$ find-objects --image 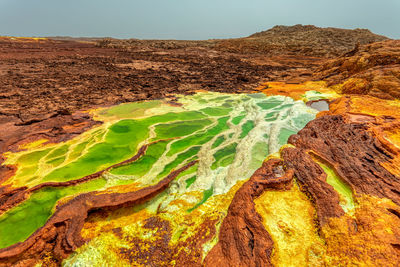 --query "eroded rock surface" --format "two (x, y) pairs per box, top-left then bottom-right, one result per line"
(0, 37), (318, 125)
(286, 114), (400, 204)
(314, 40), (400, 99)
(210, 94), (400, 266)
(281, 147), (344, 225)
